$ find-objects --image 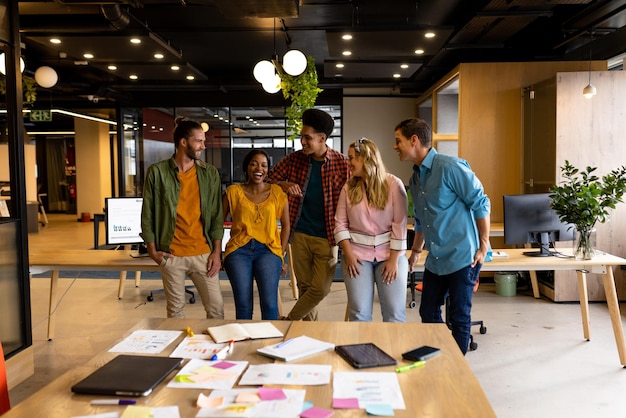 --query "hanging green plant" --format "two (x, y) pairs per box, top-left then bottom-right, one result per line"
(0, 74), (37, 106)
(279, 55), (322, 142)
